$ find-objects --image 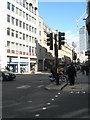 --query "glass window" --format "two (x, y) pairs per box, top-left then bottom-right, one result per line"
(29, 36), (31, 42)
(16, 19), (18, 26)
(29, 15), (31, 21)
(16, 31), (18, 38)
(26, 35), (28, 42)
(23, 33), (25, 40)
(26, 14), (28, 20)
(19, 21), (22, 27)
(7, 28), (10, 36)
(29, 25), (31, 31)
(7, 41), (10, 48)
(12, 4), (14, 12)
(7, 2), (10, 10)
(12, 17), (14, 25)
(26, 24), (28, 30)
(16, 7), (18, 14)
(23, 11), (25, 18)
(23, 22), (25, 29)
(26, 2), (28, 10)
(7, 15), (10, 22)
(29, 46), (31, 52)
(11, 29), (14, 37)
